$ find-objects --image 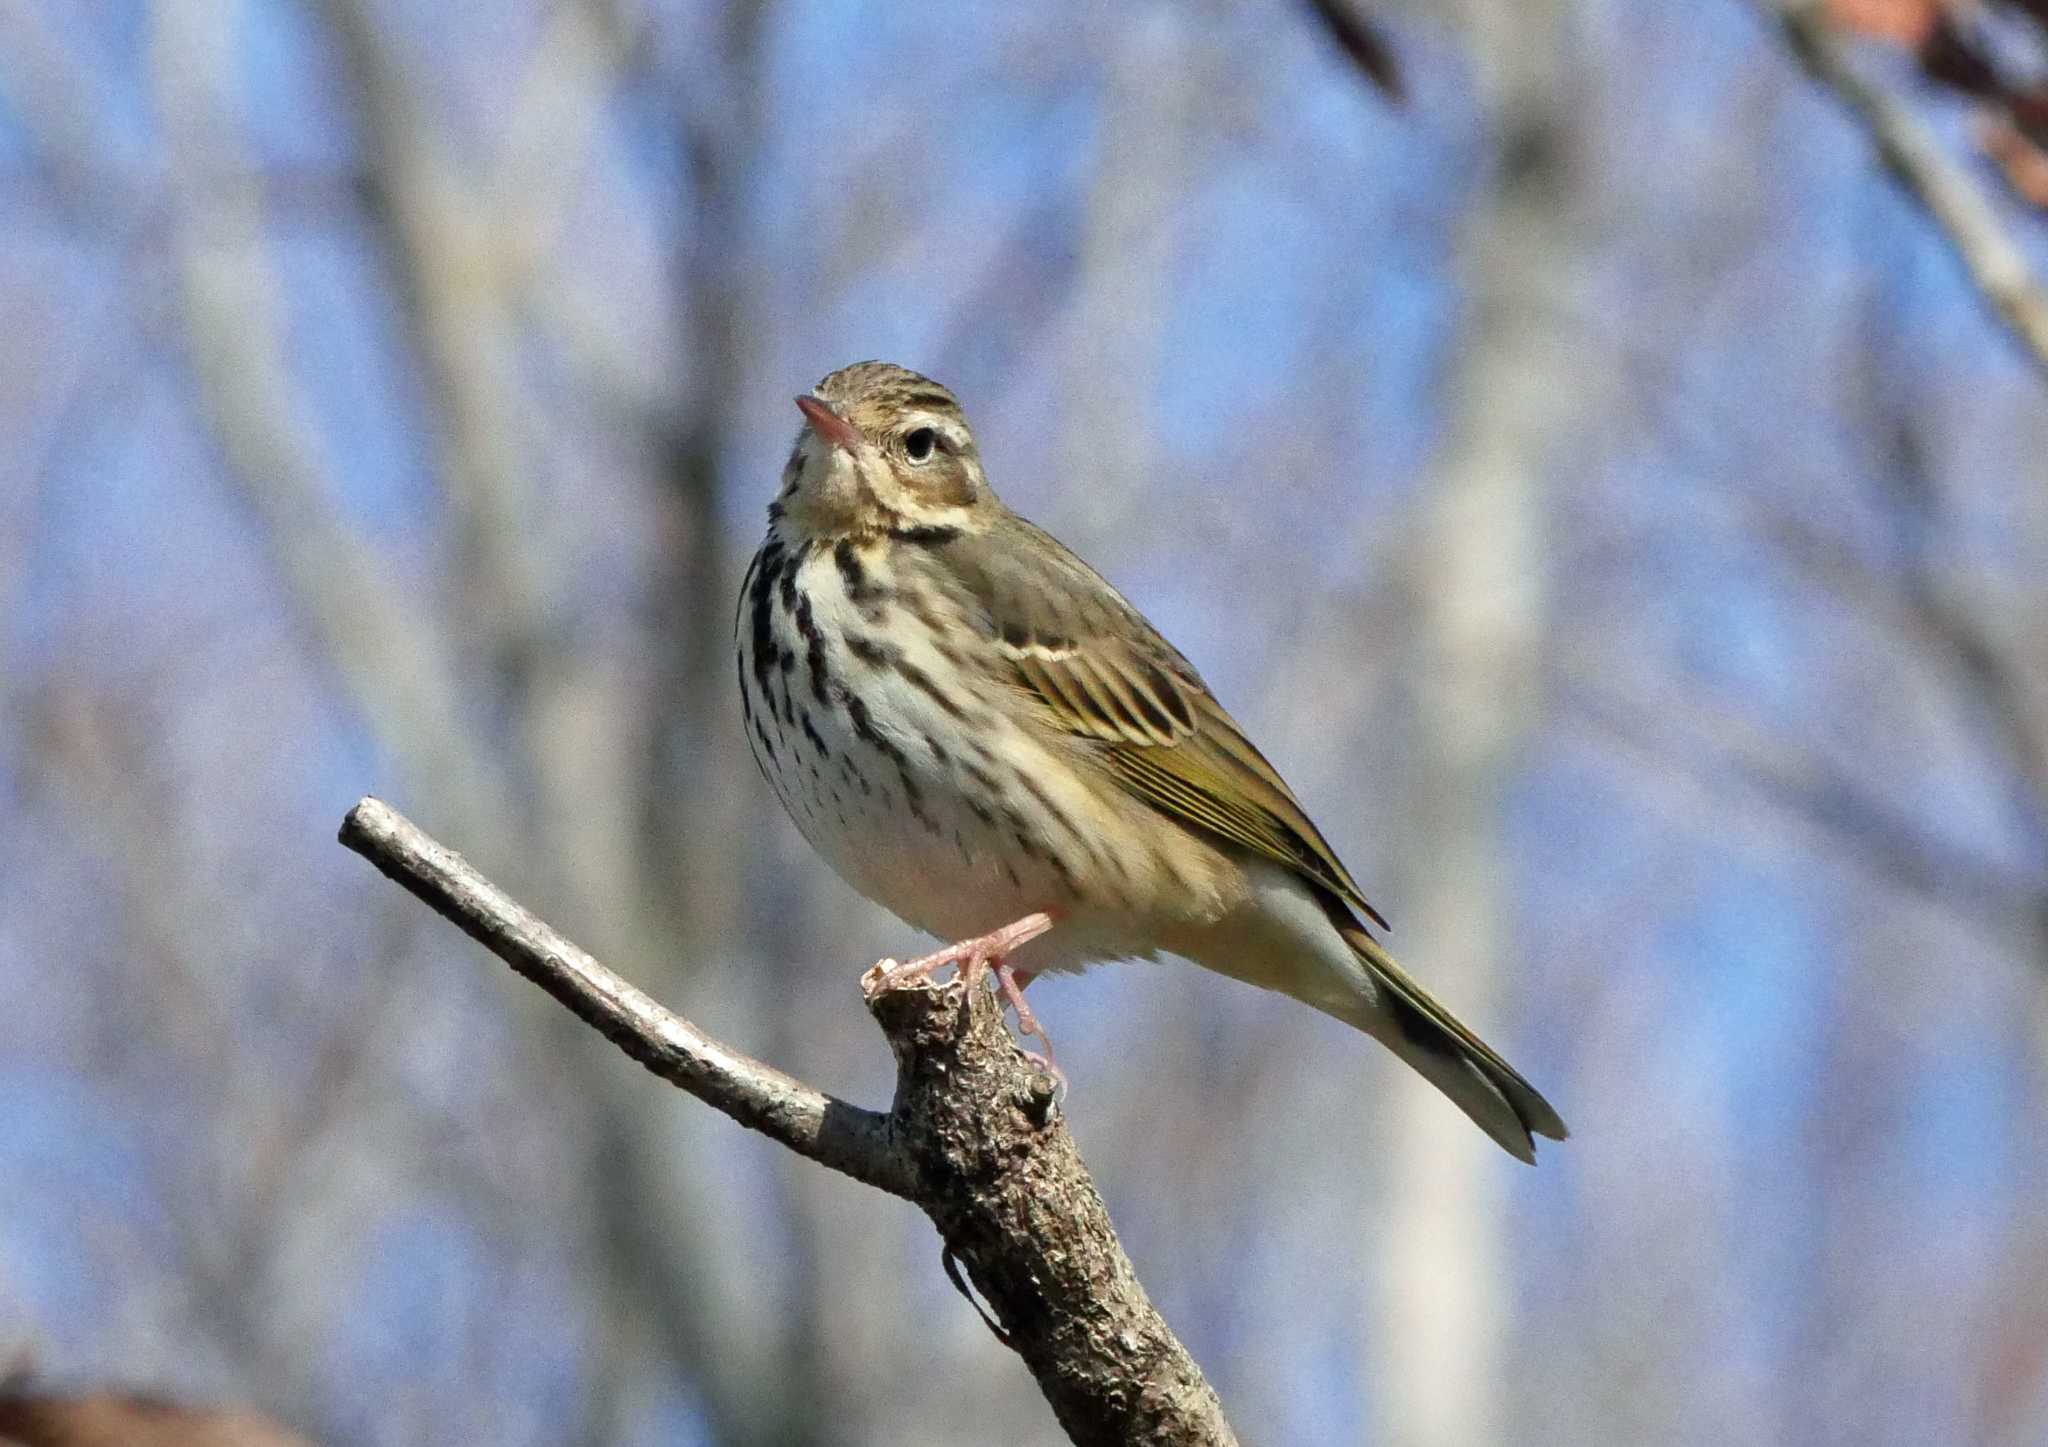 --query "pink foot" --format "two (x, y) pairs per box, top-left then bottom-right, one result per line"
(863, 913), (1064, 1087)
(868, 912), (1054, 991)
